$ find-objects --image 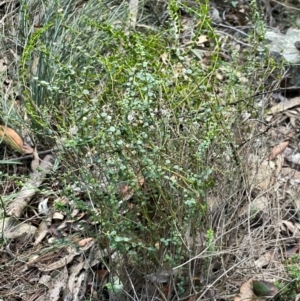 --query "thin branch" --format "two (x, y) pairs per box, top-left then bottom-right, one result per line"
(7, 148), (57, 162)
